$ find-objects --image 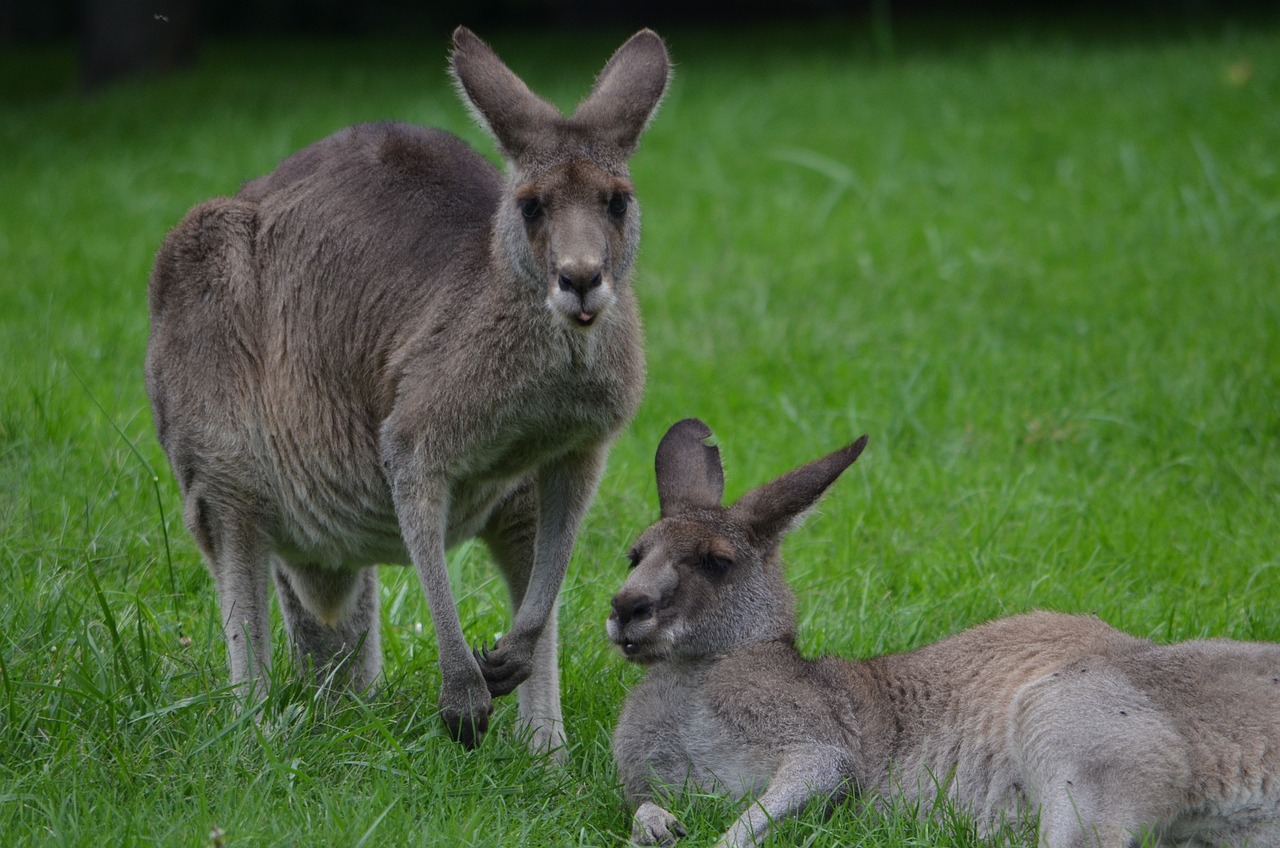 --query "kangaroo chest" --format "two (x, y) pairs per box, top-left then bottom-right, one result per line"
(623, 654), (866, 802)
(624, 672), (781, 800)
(261, 322), (638, 570)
